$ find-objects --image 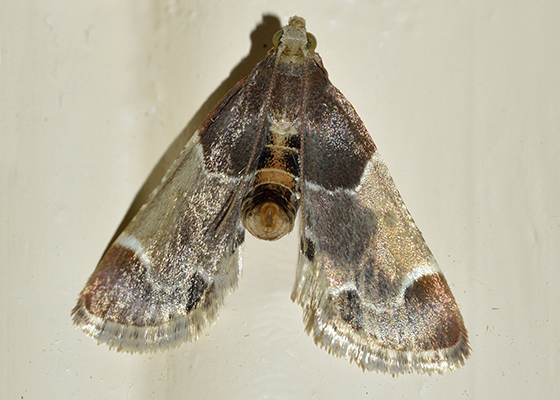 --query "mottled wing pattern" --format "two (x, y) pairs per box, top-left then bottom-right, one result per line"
(292, 60), (470, 374)
(73, 15), (469, 373)
(72, 55), (277, 352)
